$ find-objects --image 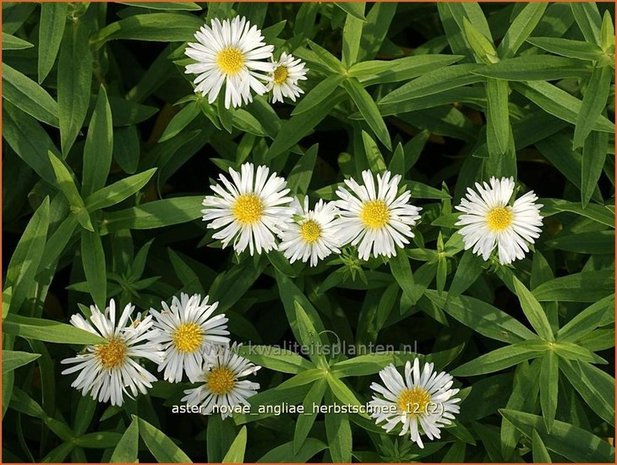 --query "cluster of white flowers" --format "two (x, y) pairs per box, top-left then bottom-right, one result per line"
(185, 16), (307, 108)
(202, 162), (543, 266)
(62, 295), (260, 417)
